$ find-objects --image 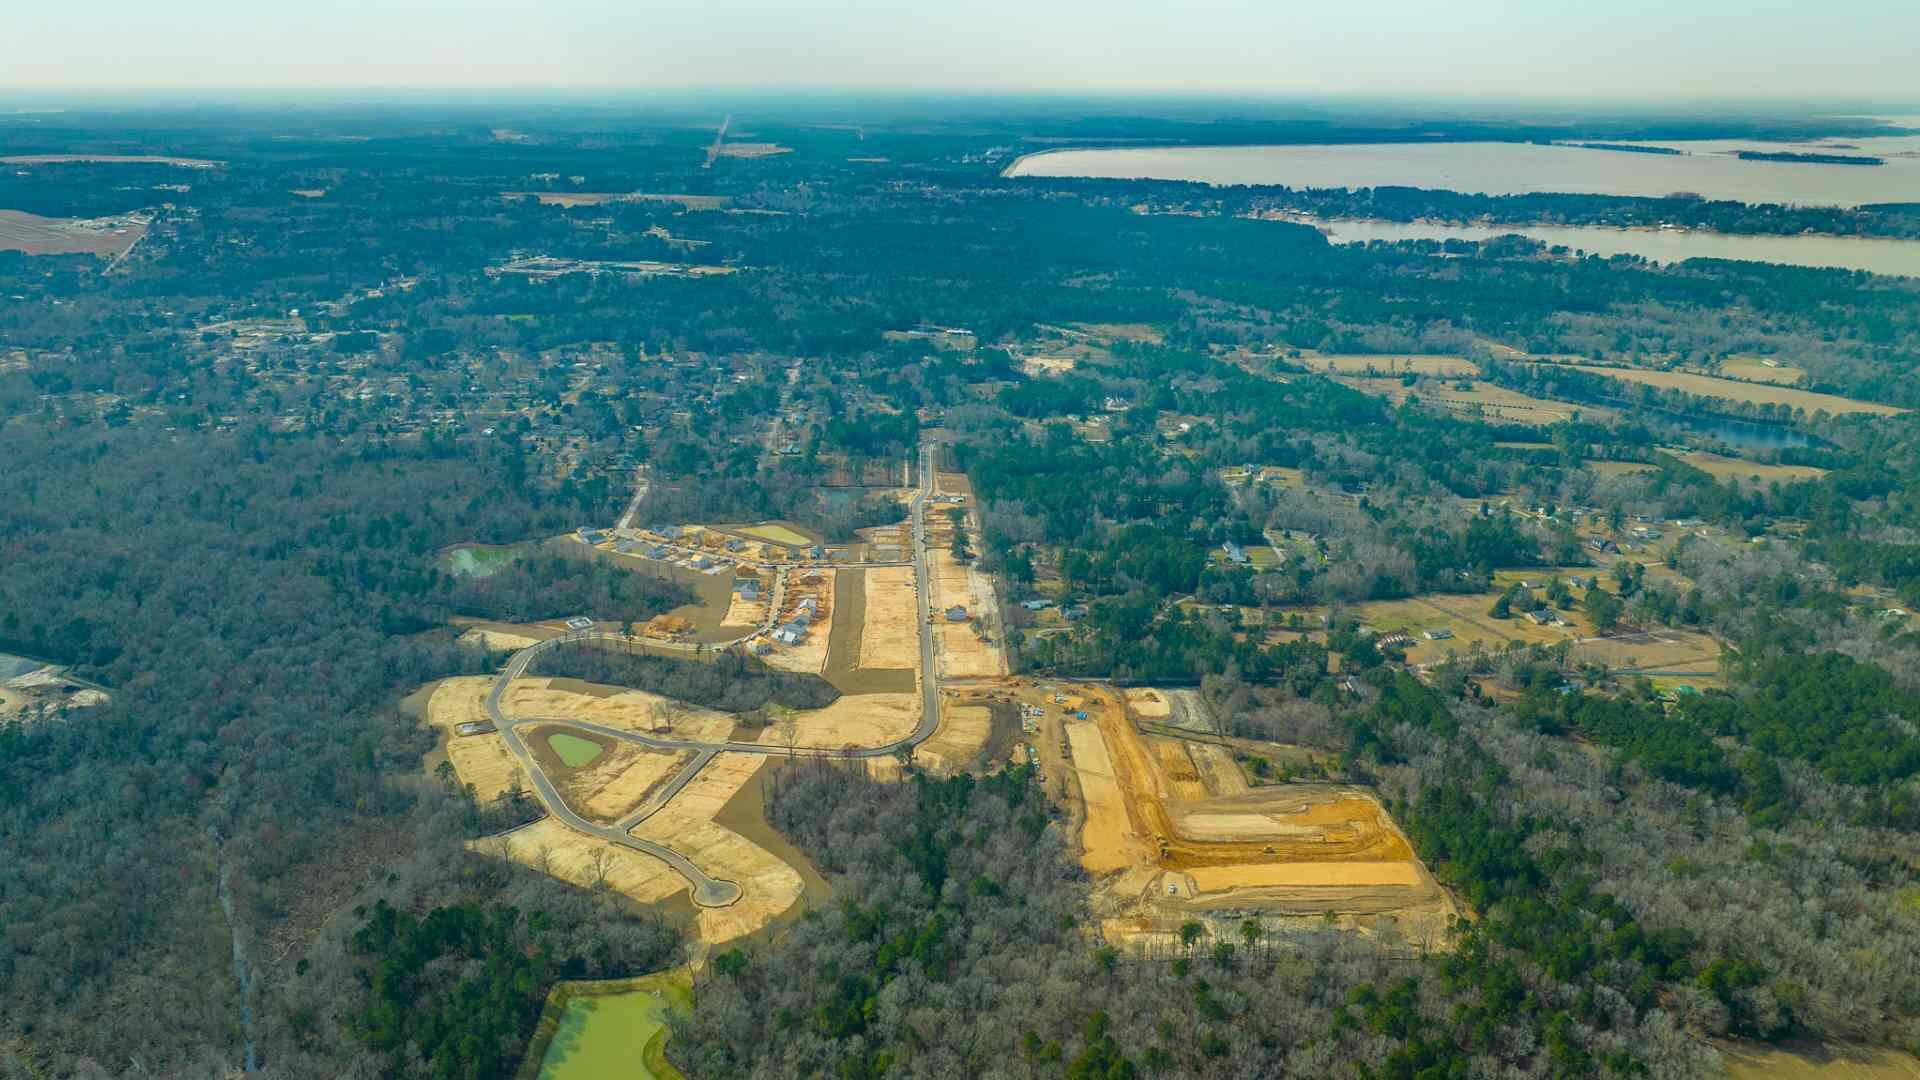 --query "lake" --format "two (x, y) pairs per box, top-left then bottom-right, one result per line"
(1312, 218), (1920, 278)
(1004, 137), (1920, 206)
